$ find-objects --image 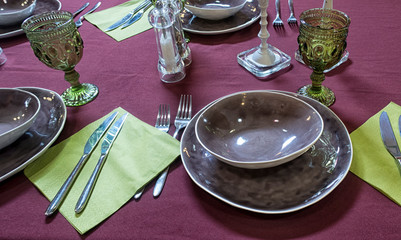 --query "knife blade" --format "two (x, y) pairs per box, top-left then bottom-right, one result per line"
(380, 111), (401, 162)
(120, 1), (153, 29)
(45, 111), (118, 217)
(105, 0), (151, 31)
(75, 113), (128, 214)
